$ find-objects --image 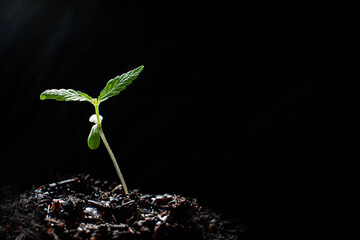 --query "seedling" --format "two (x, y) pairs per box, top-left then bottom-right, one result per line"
(40, 66), (144, 194)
